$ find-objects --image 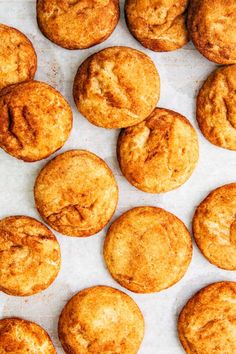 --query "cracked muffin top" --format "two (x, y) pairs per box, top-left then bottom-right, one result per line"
(178, 281), (236, 354)
(58, 286), (144, 354)
(193, 183), (236, 270)
(0, 318), (56, 353)
(117, 108), (199, 193)
(0, 80), (72, 162)
(37, 0), (120, 49)
(73, 46), (160, 129)
(34, 150), (118, 237)
(104, 206), (192, 293)
(188, 0), (236, 64)
(0, 24), (37, 91)
(197, 65), (236, 150)
(125, 0), (189, 52)
(0, 216), (61, 296)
